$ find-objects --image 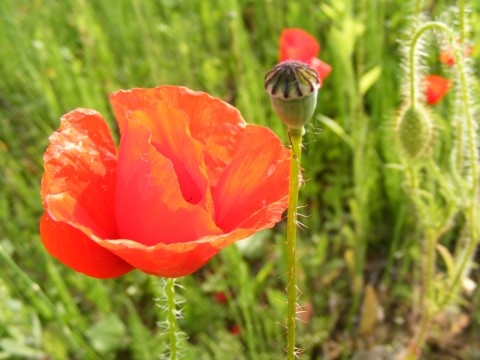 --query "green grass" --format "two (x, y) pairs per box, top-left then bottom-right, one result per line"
(1, 0), (479, 359)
